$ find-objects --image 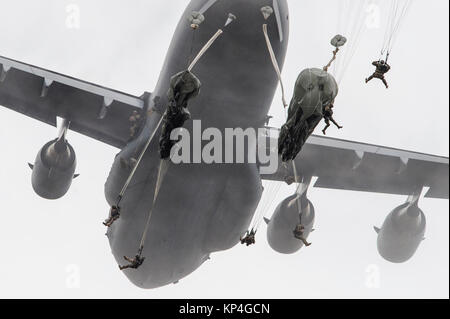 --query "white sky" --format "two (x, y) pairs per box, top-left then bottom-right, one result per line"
(0, 0), (448, 298)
